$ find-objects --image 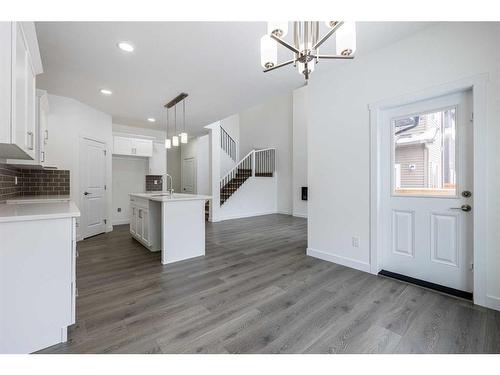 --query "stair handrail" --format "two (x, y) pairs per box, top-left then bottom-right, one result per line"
(220, 149), (255, 185)
(220, 126), (237, 161)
